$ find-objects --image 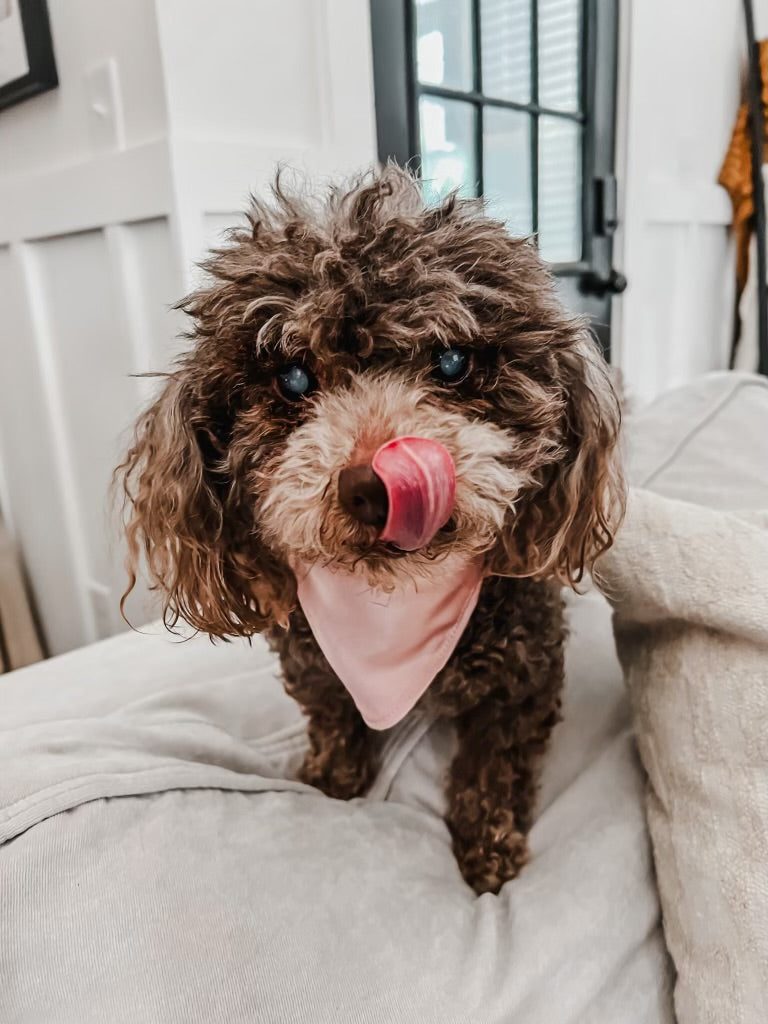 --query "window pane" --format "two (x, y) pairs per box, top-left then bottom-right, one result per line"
(538, 0), (580, 111)
(480, 0), (531, 103)
(415, 0), (474, 91)
(419, 96), (478, 200)
(538, 115), (581, 262)
(483, 107), (533, 235)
